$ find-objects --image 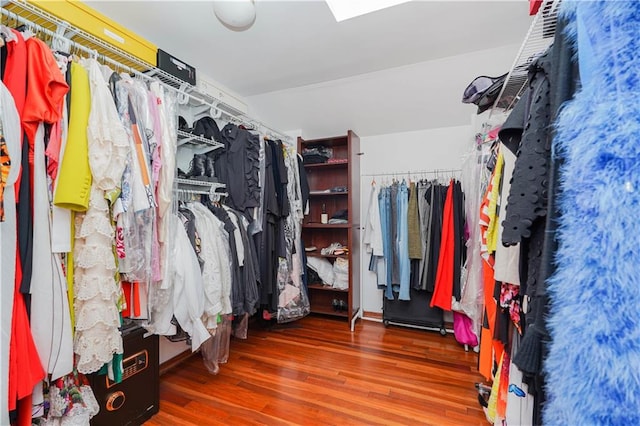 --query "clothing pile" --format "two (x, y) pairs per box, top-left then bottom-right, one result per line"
(301, 144), (332, 164)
